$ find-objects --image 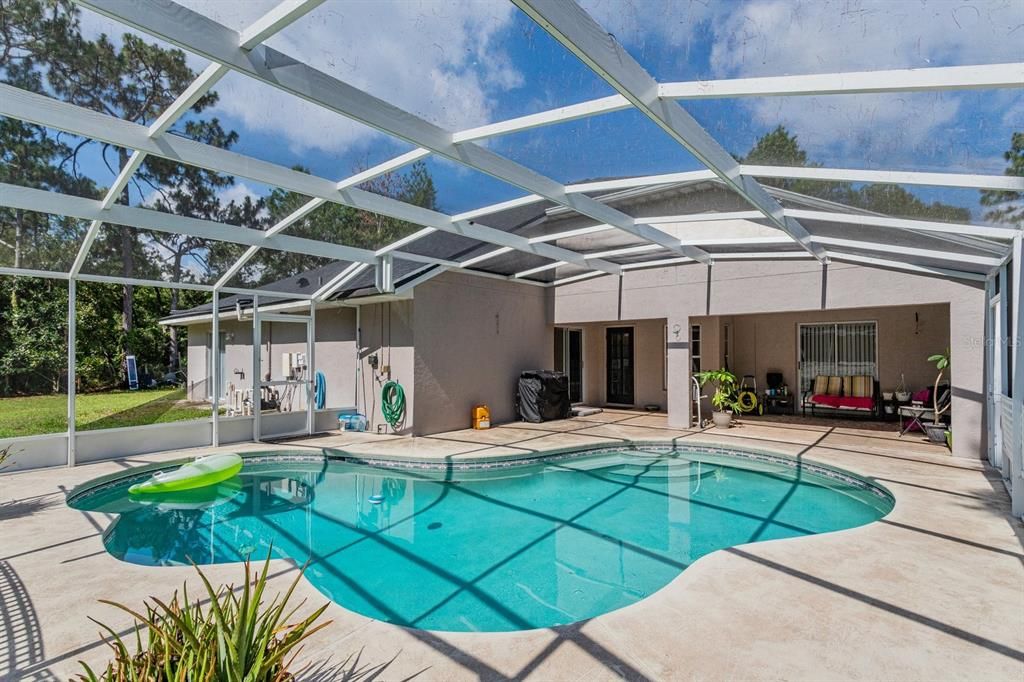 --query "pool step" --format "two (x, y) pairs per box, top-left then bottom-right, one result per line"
(600, 458), (717, 482)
